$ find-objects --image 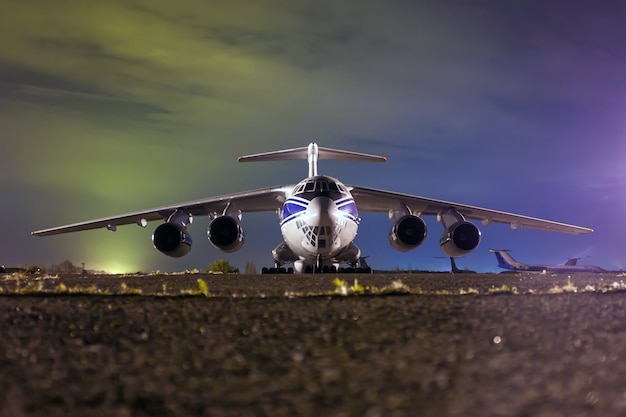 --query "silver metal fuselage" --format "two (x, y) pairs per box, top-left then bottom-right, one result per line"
(279, 175), (359, 266)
